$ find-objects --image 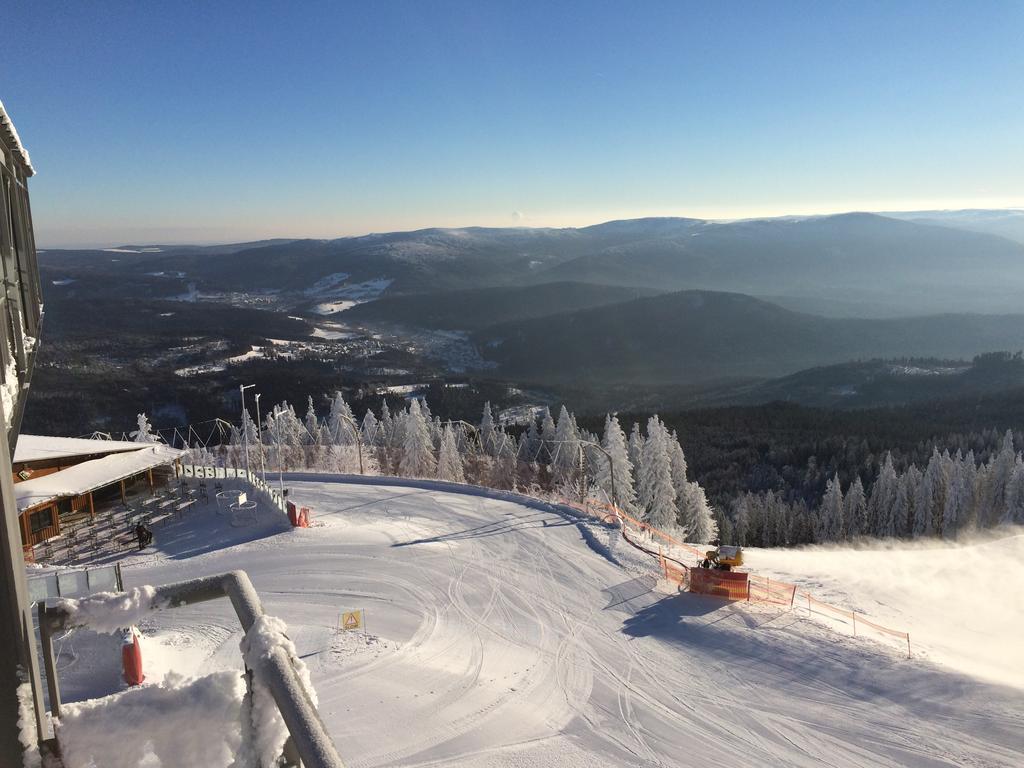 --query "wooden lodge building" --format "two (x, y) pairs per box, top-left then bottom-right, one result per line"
(13, 435), (185, 546)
